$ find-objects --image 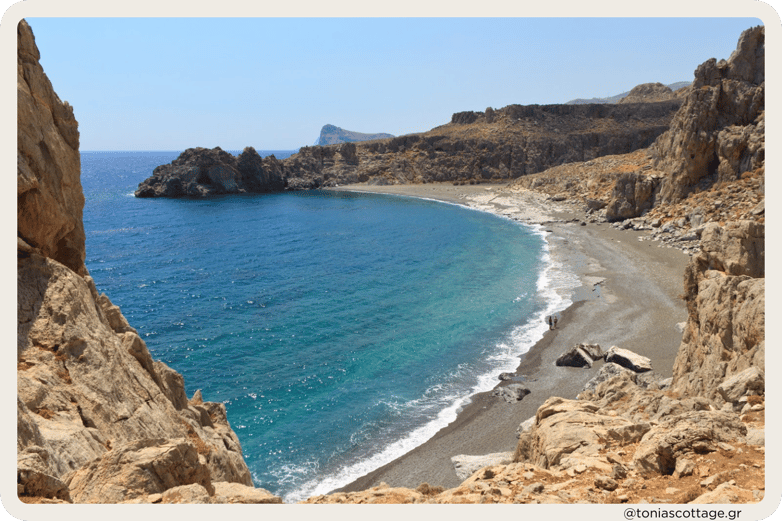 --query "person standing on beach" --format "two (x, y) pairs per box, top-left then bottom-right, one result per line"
(553, 316), (558, 329)
(547, 316), (553, 330)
